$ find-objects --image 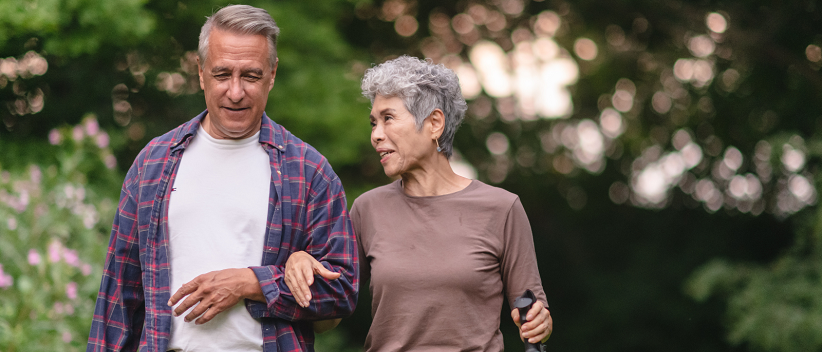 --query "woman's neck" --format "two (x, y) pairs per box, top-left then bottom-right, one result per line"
(400, 154), (472, 197)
